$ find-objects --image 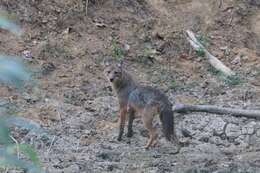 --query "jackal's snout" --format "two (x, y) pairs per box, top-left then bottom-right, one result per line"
(104, 65), (122, 84)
